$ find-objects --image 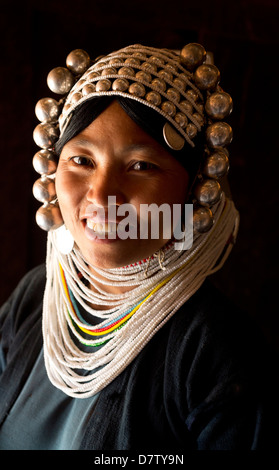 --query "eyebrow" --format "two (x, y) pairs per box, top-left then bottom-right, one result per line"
(64, 139), (163, 156)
